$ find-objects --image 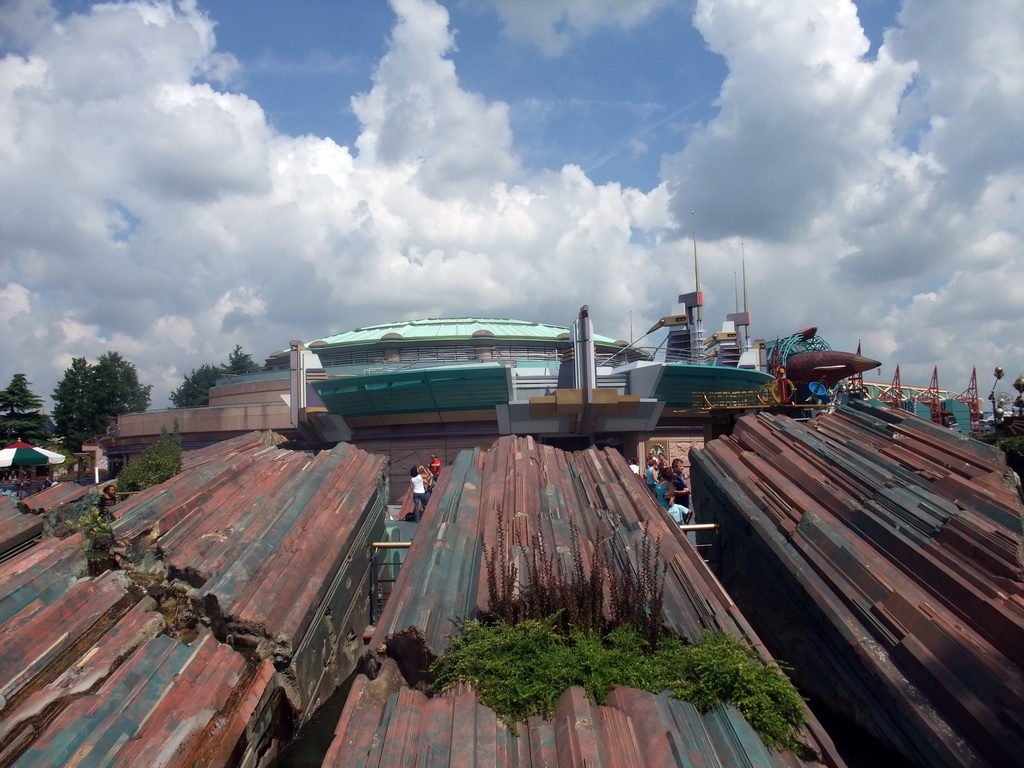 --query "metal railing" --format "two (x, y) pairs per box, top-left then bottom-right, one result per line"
(369, 541), (411, 624)
(678, 522), (721, 574)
